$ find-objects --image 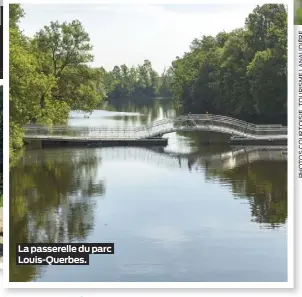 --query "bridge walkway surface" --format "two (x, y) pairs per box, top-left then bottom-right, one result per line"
(22, 114), (287, 146)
